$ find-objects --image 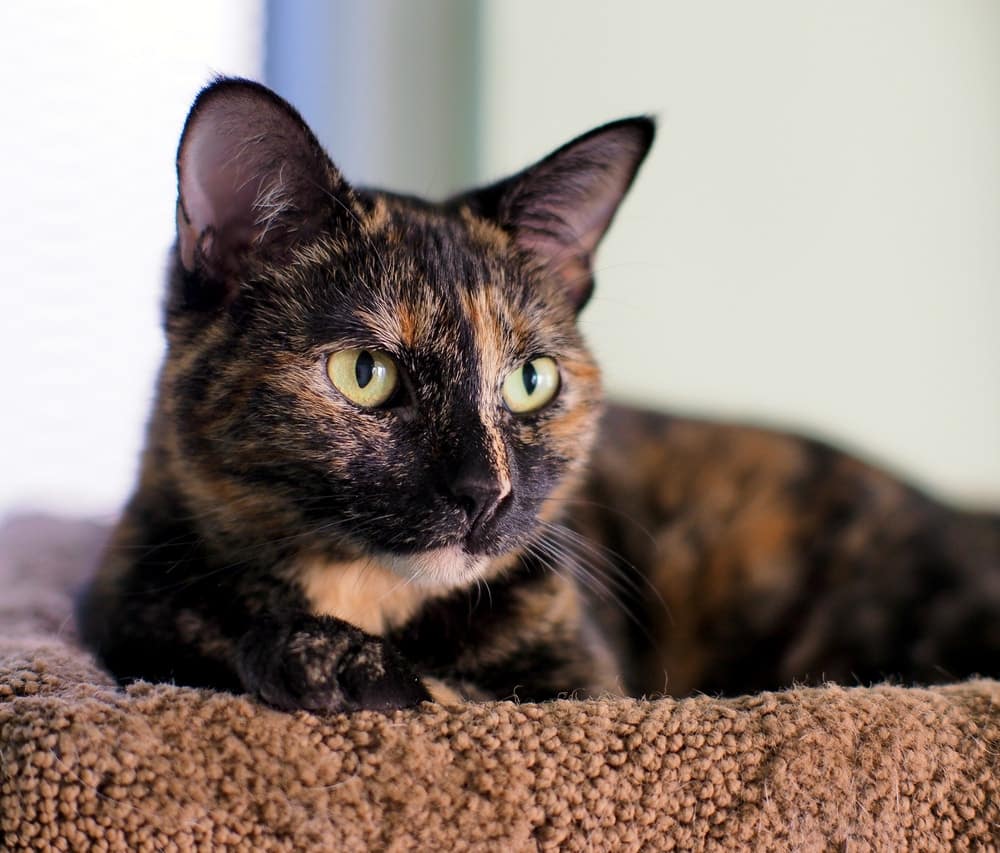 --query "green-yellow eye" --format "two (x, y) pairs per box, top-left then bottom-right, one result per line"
(502, 357), (560, 414)
(326, 348), (399, 408)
